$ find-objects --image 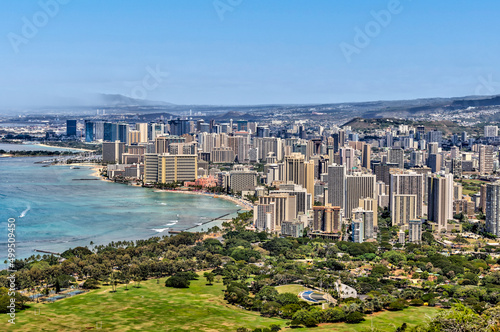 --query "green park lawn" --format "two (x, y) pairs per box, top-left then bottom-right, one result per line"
(6, 275), (440, 332)
(304, 306), (440, 332)
(7, 275), (282, 332)
(459, 179), (487, 196)
(275, 284), (312, 294)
